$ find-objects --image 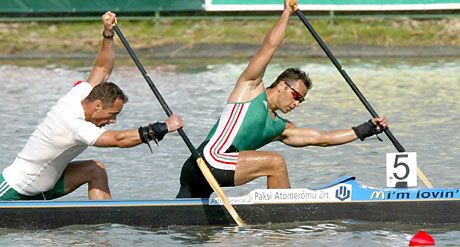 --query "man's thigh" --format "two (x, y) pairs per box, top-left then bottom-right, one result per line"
(63, 160), (101, 194)
(234, 150), (284, 185)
